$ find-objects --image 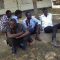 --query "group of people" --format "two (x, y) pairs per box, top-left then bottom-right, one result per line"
(0, 8), (60, 54)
